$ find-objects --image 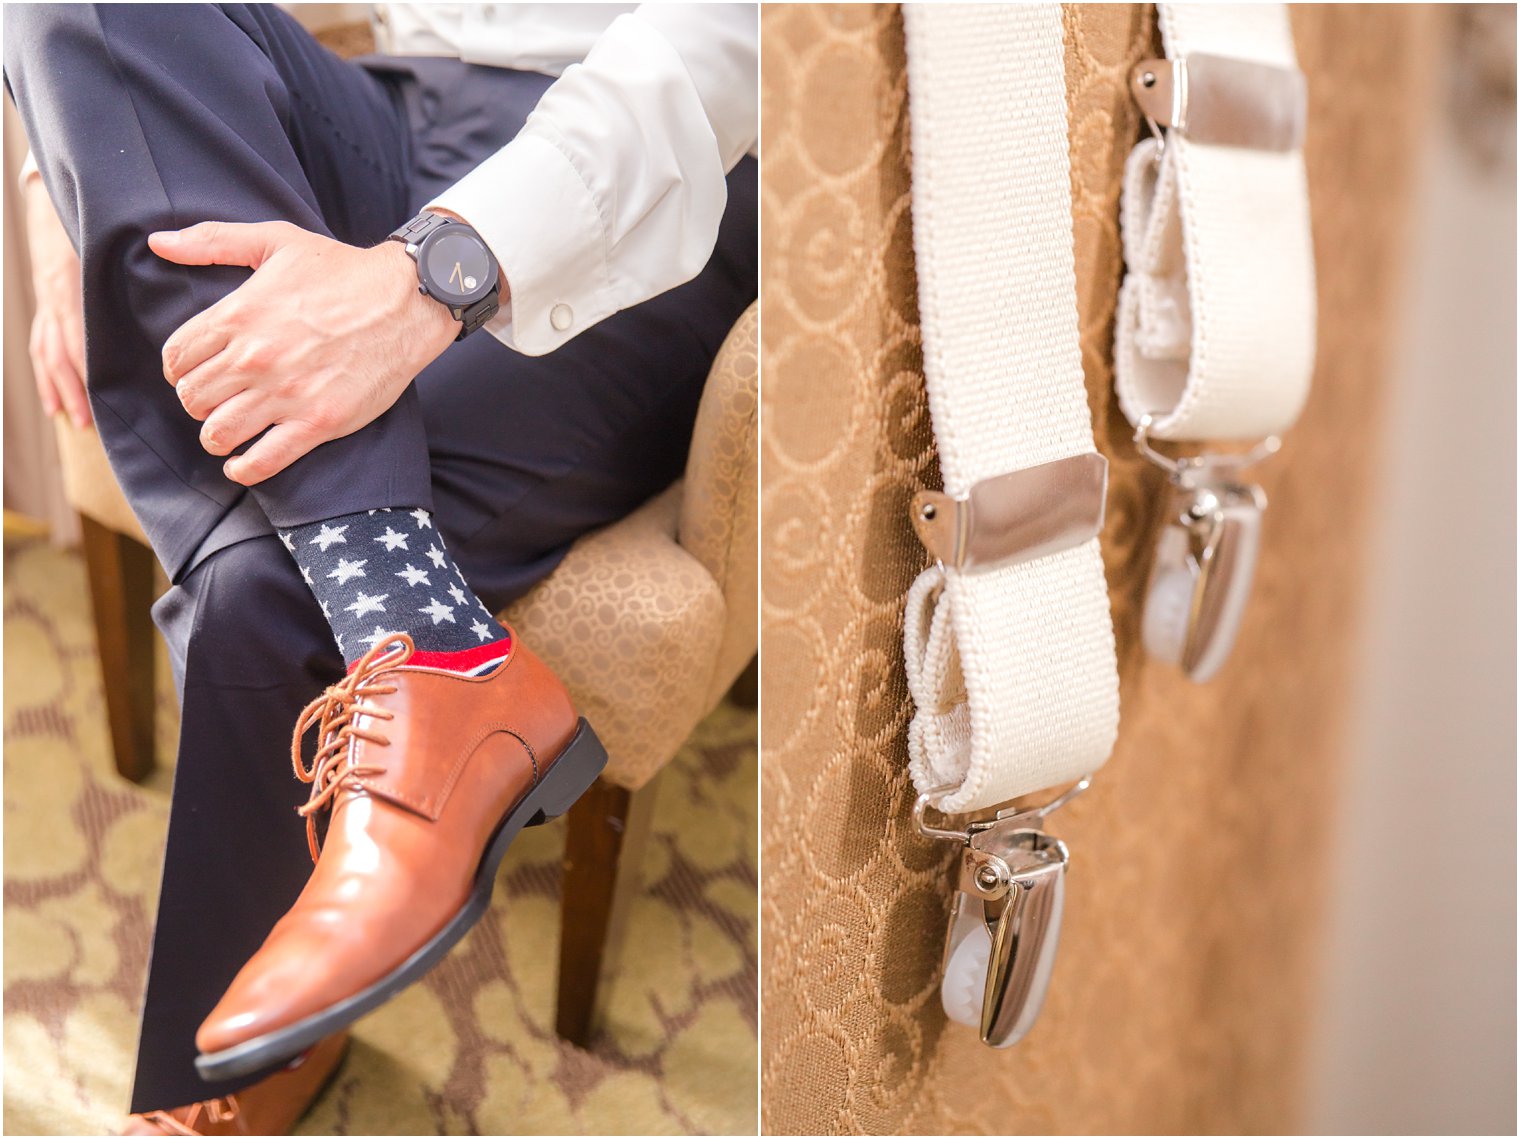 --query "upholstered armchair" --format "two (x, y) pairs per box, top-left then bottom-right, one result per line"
(48, 299), (756, 1046)
(19, 13), (756, 1048)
